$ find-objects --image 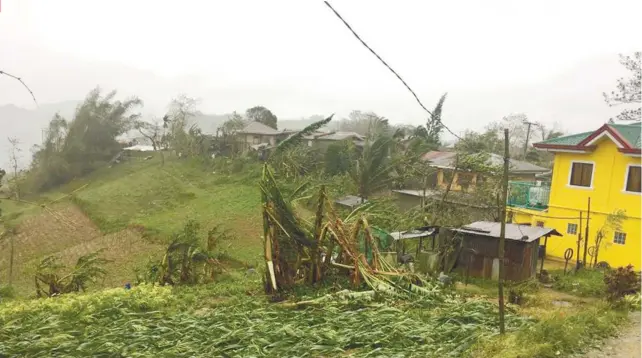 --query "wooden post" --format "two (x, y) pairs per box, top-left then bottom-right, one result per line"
(498, 128), (510, 335)
(582, 198), (591, 267)
(576, 212), (582, 270)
